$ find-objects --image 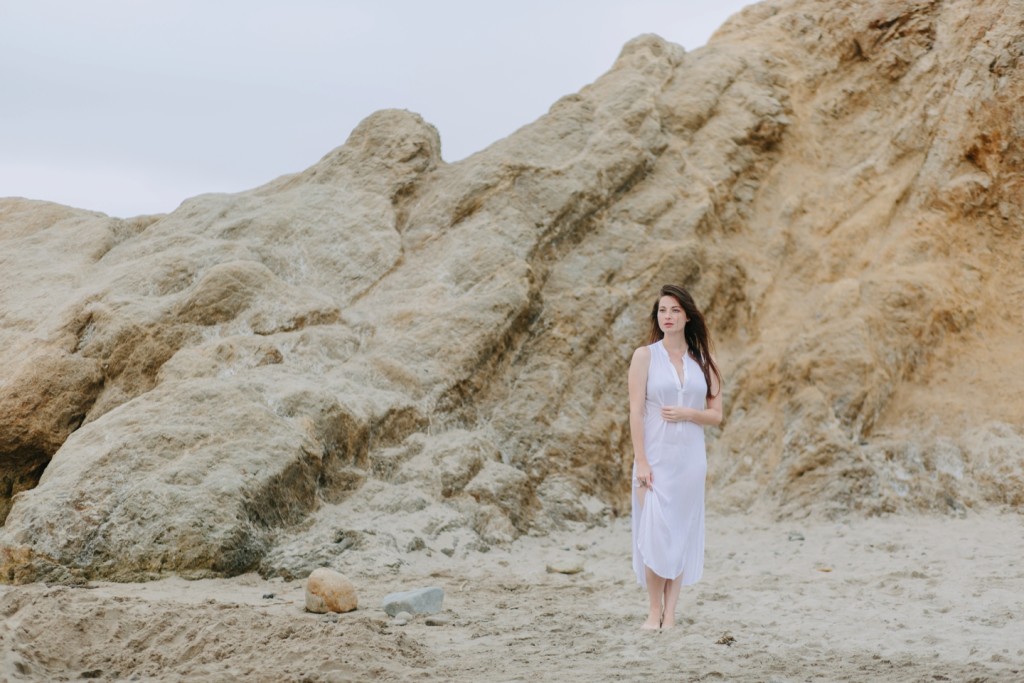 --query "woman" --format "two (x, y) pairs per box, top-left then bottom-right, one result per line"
(629, 284), (723, 630)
